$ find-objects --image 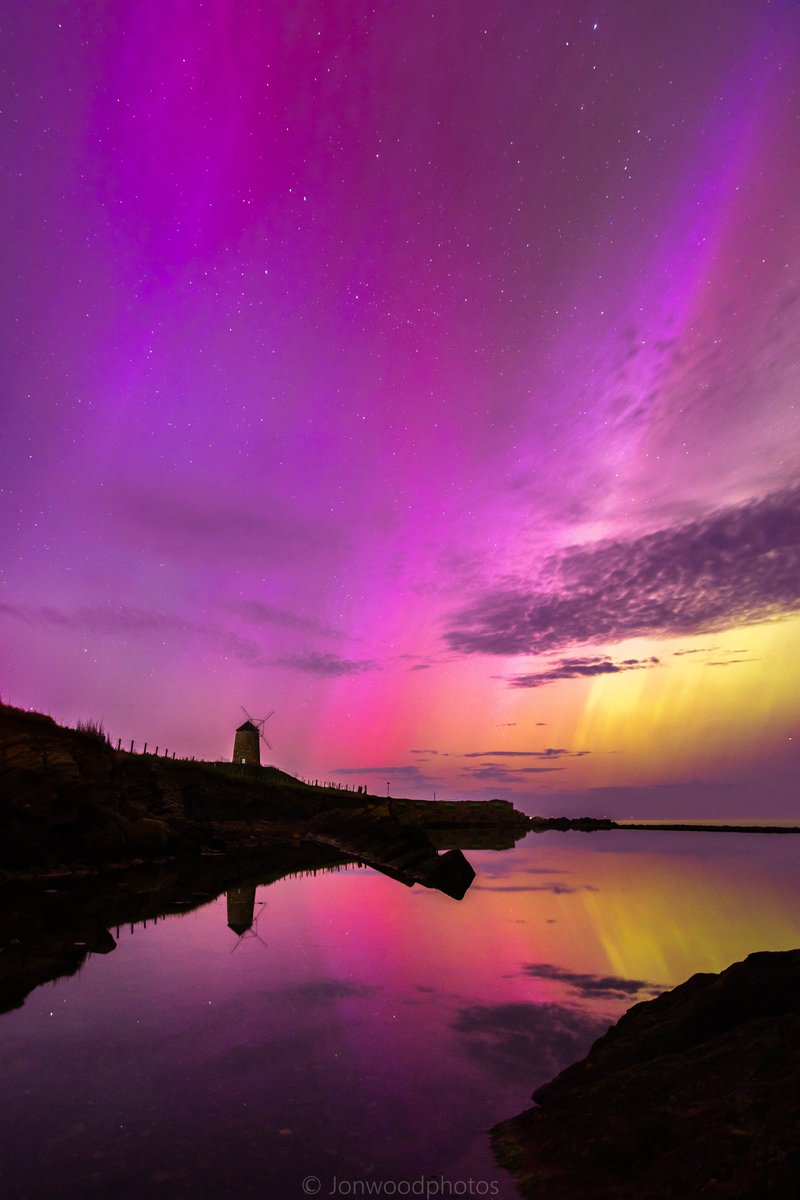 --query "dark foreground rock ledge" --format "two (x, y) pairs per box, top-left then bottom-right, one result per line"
(492, 949), (800, 1200)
